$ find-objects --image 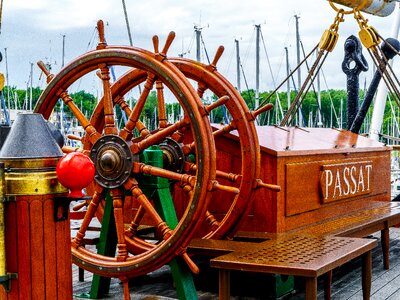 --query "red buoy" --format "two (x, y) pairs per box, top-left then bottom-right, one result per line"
(56, 152), (95, 198)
